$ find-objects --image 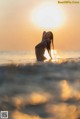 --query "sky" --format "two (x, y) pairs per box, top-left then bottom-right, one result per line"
(0, 0), (80, 51)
